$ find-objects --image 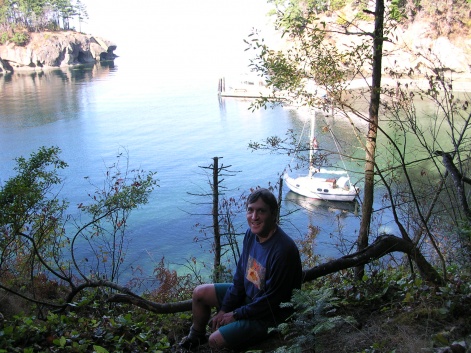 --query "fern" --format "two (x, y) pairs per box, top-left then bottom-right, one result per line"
(274, 287), (357, 352)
